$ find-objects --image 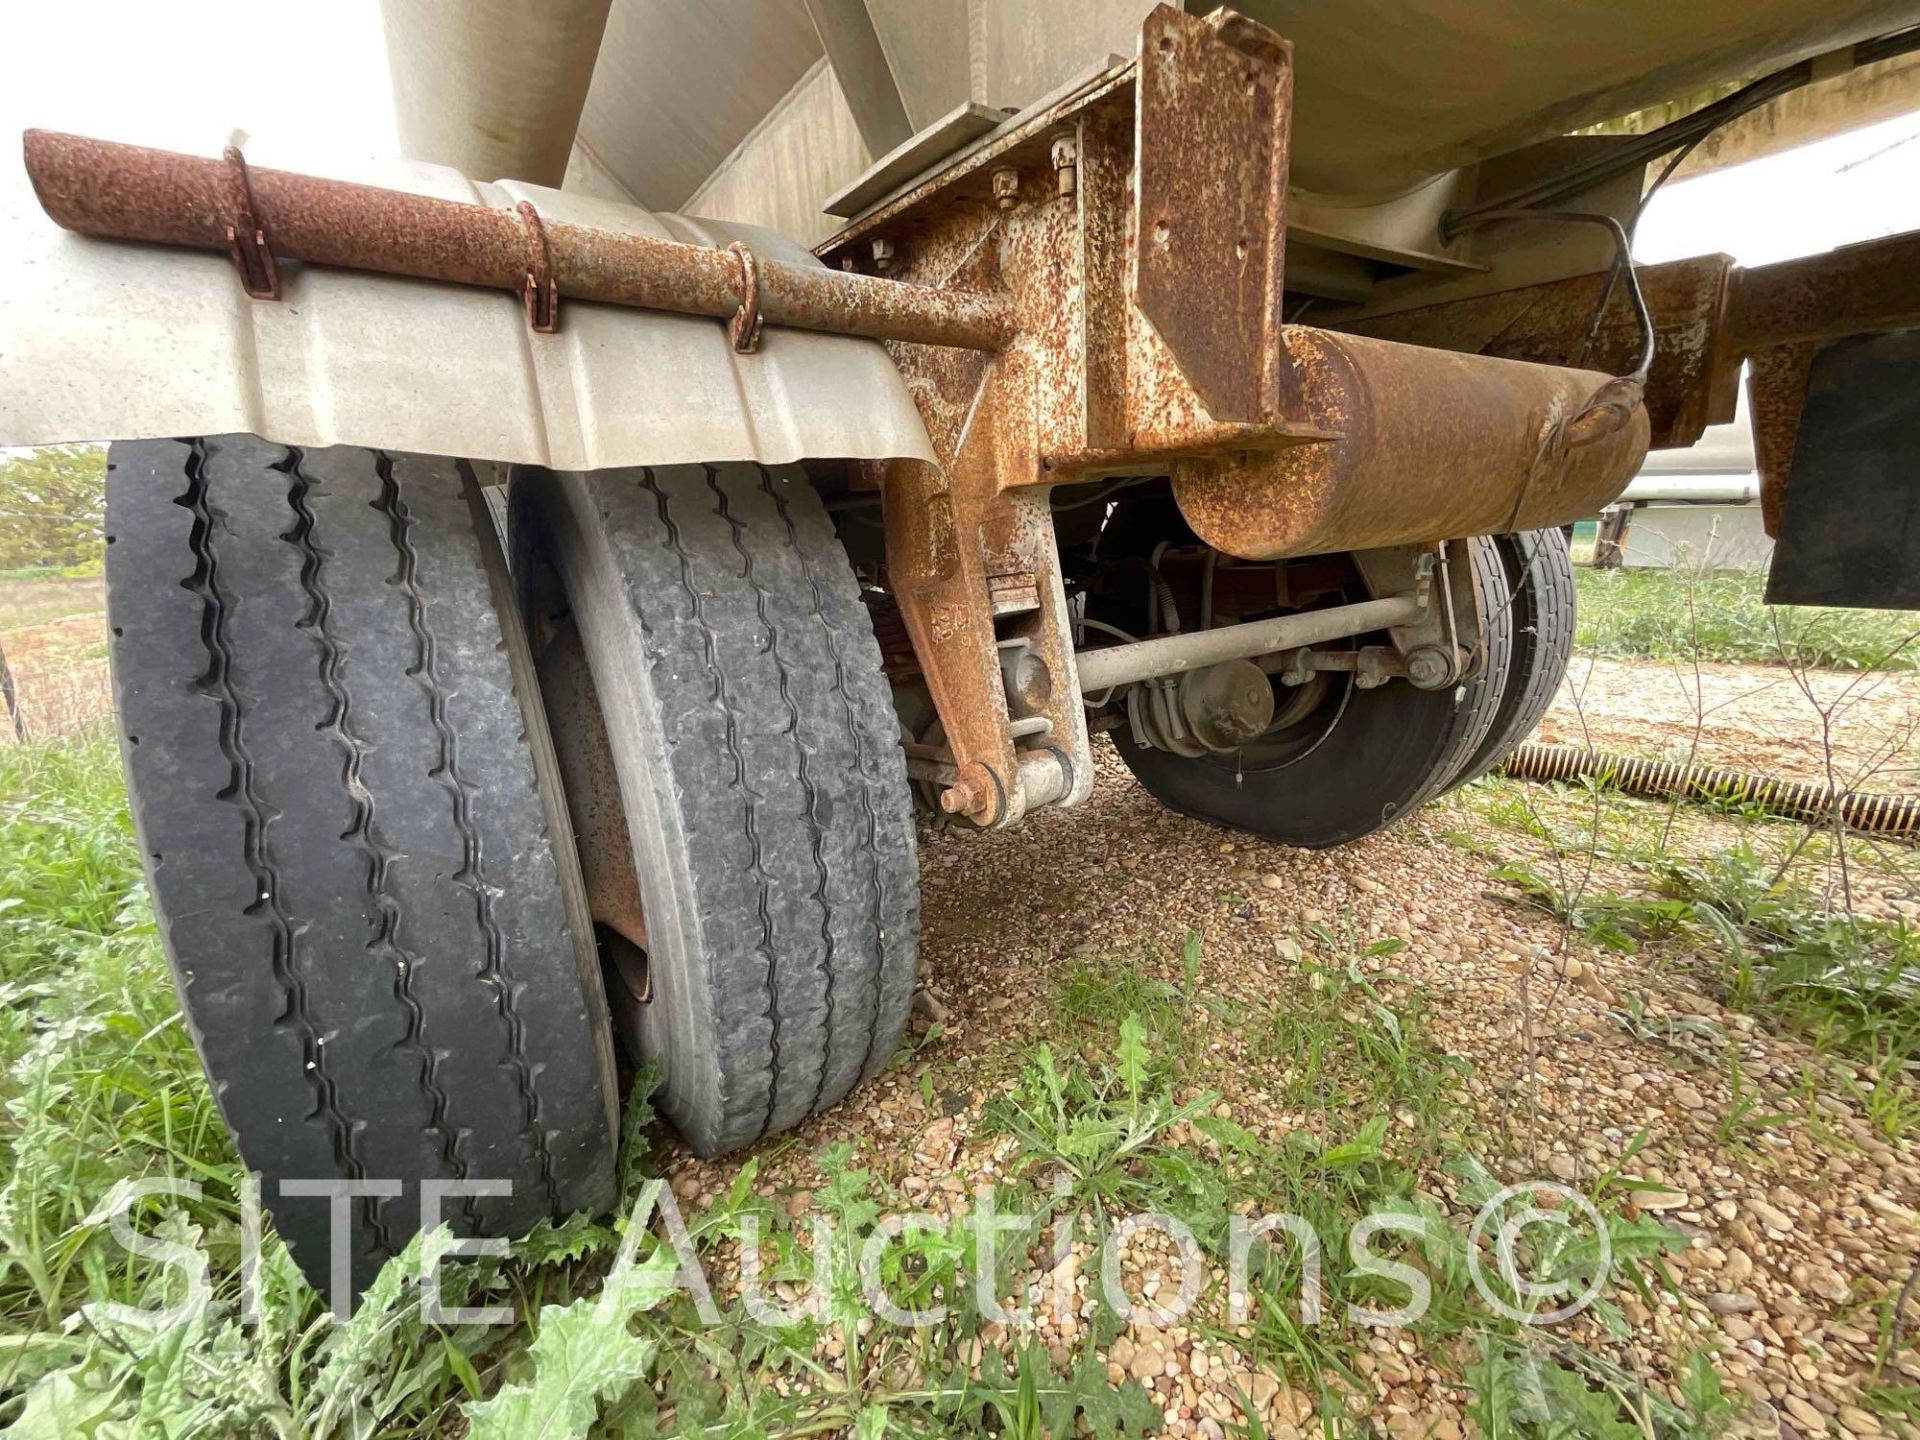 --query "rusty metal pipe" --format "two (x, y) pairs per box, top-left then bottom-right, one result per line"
(21, 130), (1015, 352)
(1075, 592), (1426, 692)
(1171, 329), (1651, 560)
